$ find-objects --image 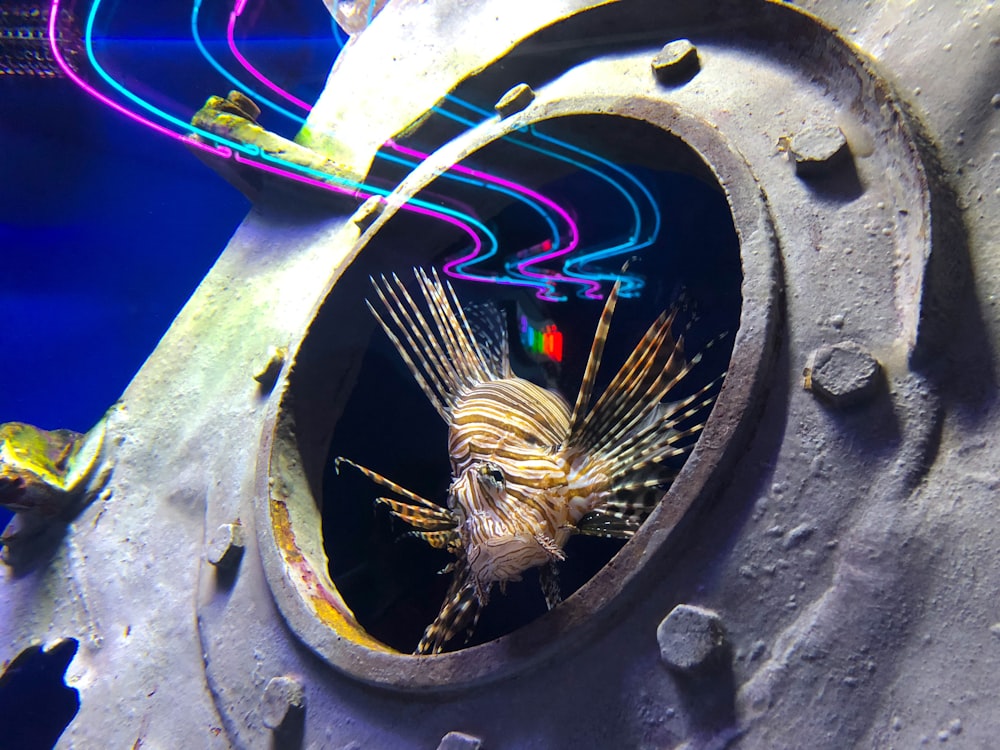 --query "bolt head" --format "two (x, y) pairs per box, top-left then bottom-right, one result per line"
(494, 83), (535, 118)
(225, 90), (261, 122)
(790, 124), (851, 177)
(207, 522), (245, 568)
(437, 731), (484, 750)
(261, 675), (305, 730)
(657, 604), (728, 673)
(353, 195), (386, 232)
(651, 39), (700, 85)
(253, 346), (287, 392)
(804, 341), (882, 407)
